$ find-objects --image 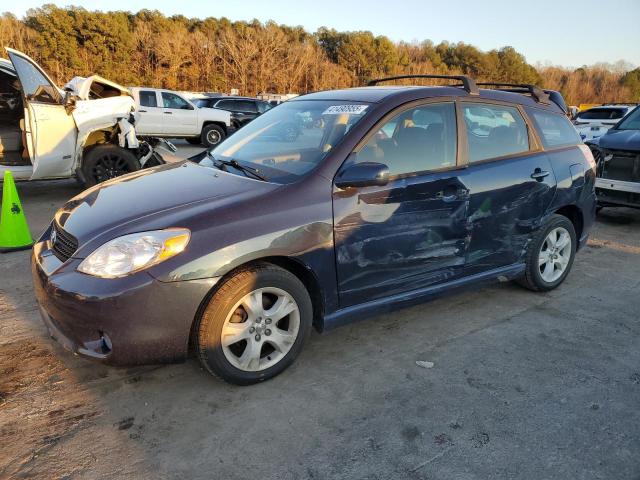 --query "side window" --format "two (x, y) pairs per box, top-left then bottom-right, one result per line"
(139, 90), (157, 108)
(257, 101), (271, 113)
(526, 108), (581, 148)
(355, 103), (457, 176)
(8, 53), (59, 104)
(236, 100), (258, 113)
(215, 99), (235, 111)
(462, 104), (529, 162)
(161, 92), (191, 110)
